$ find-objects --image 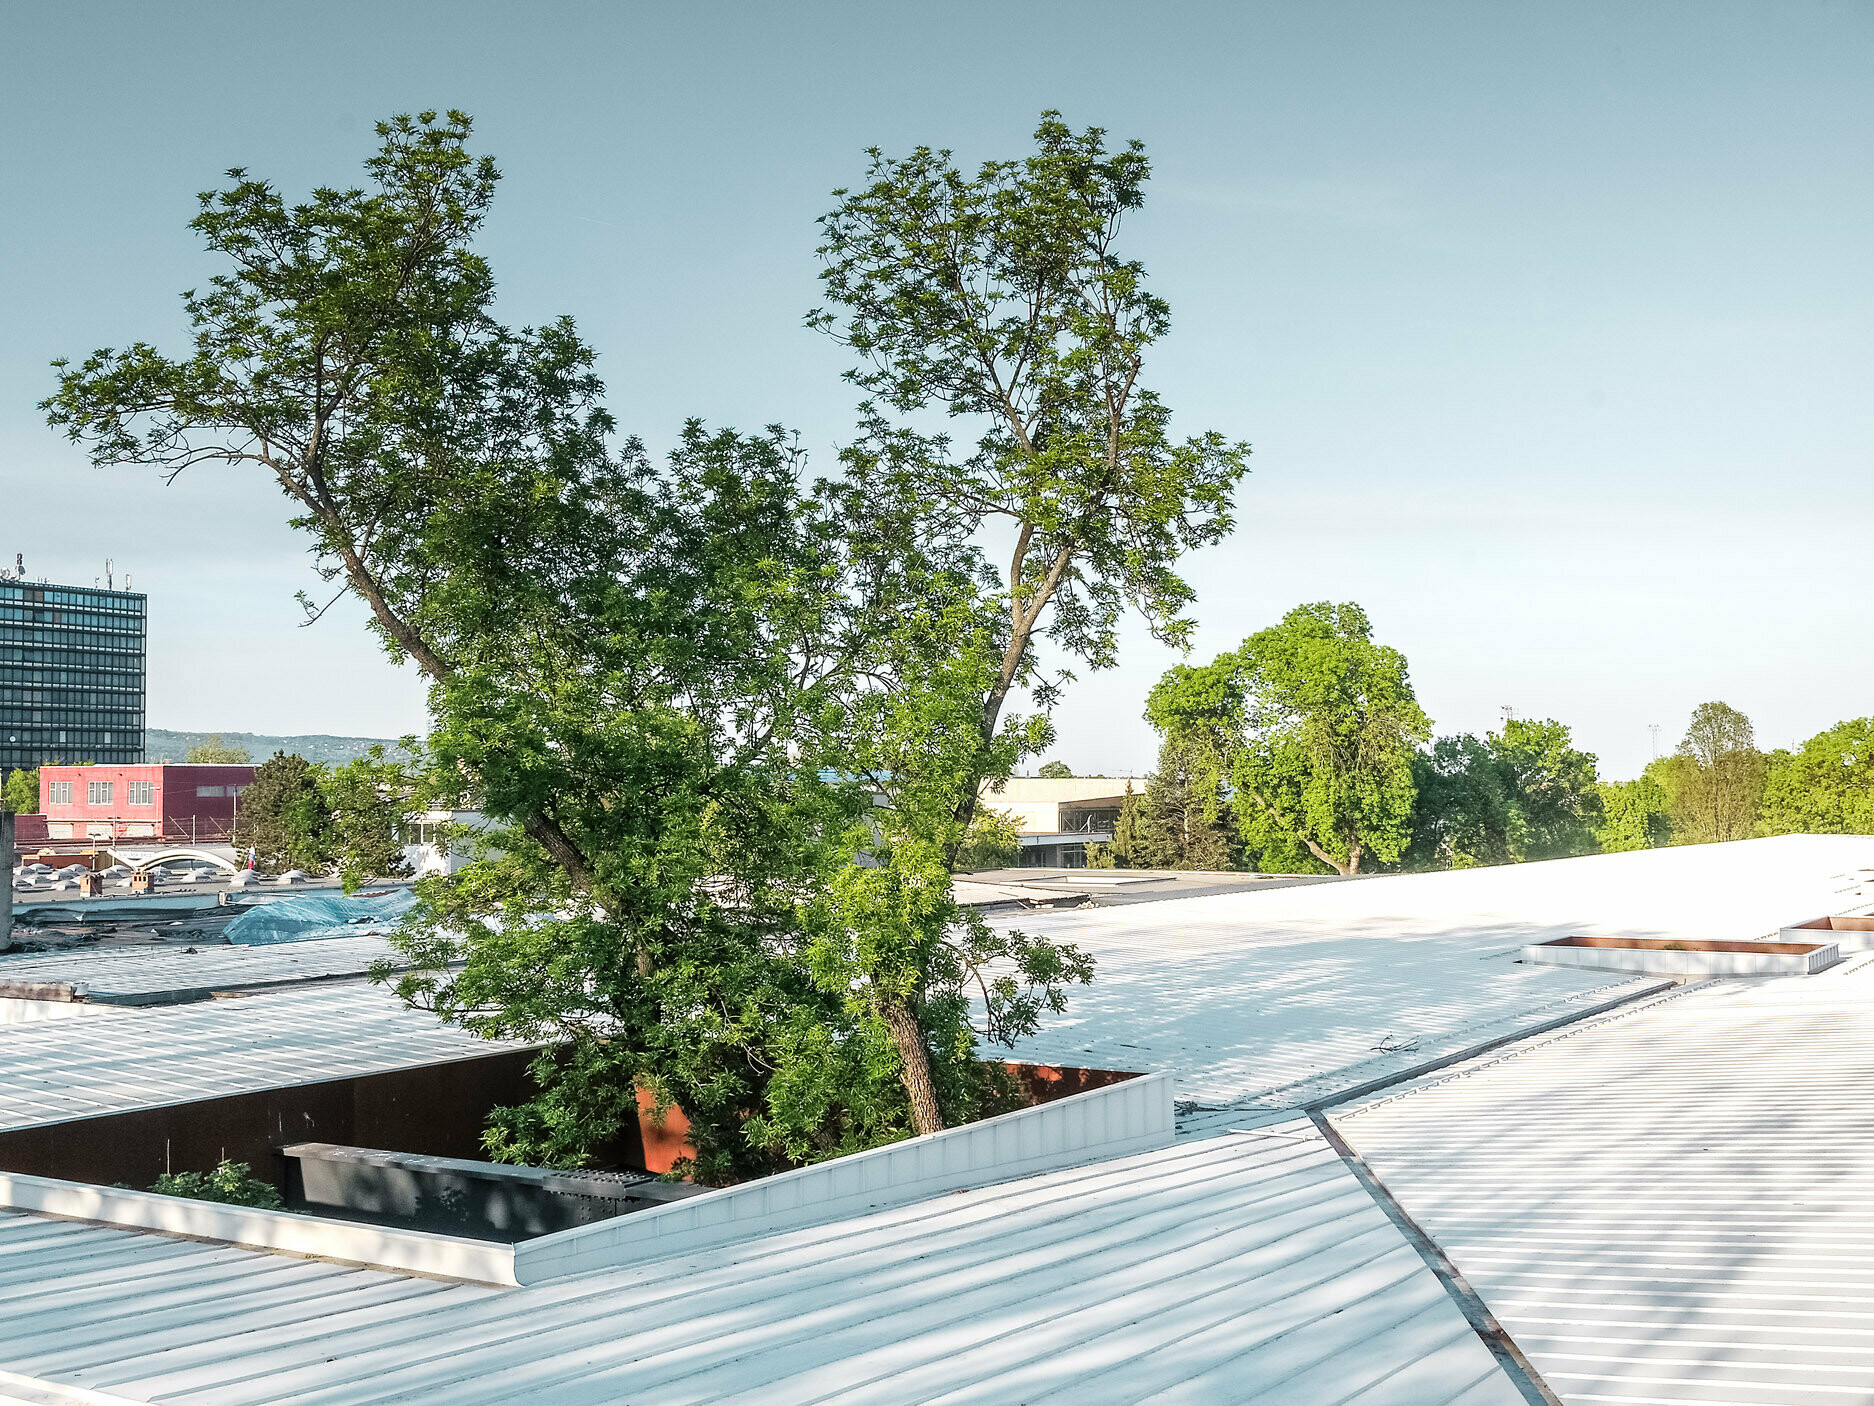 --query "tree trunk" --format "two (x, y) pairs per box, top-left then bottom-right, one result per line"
(880, 998), (944, 1135)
